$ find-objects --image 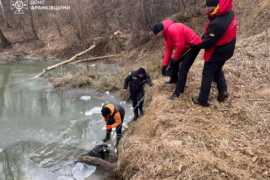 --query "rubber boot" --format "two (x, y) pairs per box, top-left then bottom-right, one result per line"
(139, 108), (144, 115)
(217, 92), (229, 102)
(132, 113), (139, 121)
(168, 93), (179, 100)
(102, 130), (111, 142)
(115, 135), (122, 148)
